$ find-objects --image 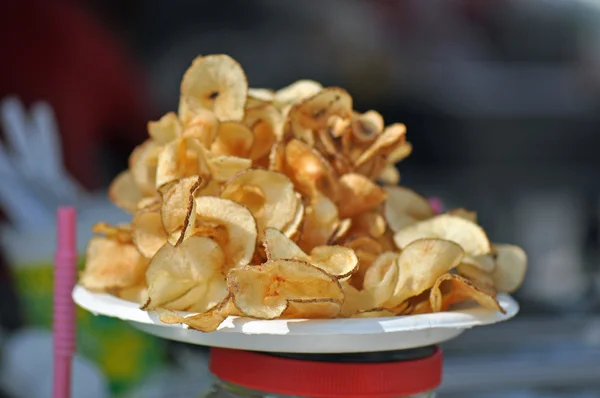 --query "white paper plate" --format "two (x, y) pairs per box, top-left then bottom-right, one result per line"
(73, 285), (519, 353)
